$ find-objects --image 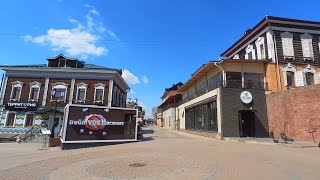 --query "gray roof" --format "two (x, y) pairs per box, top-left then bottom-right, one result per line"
(0, 64), (122, 74)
